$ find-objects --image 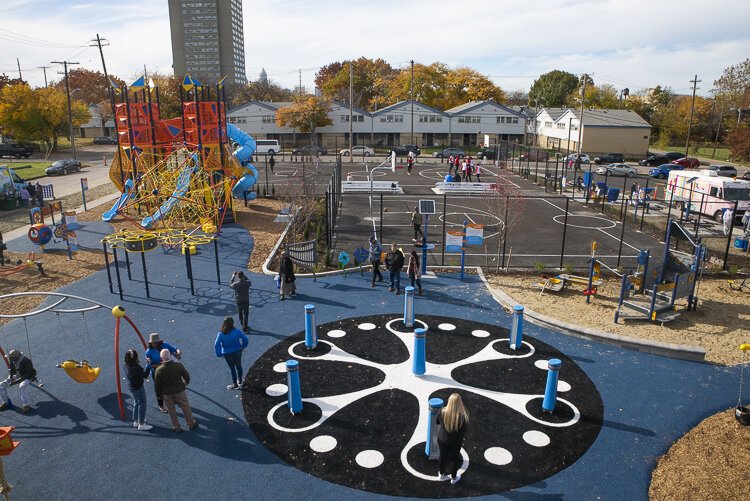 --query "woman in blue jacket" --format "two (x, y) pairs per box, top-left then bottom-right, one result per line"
(214, 317), (249, 389)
